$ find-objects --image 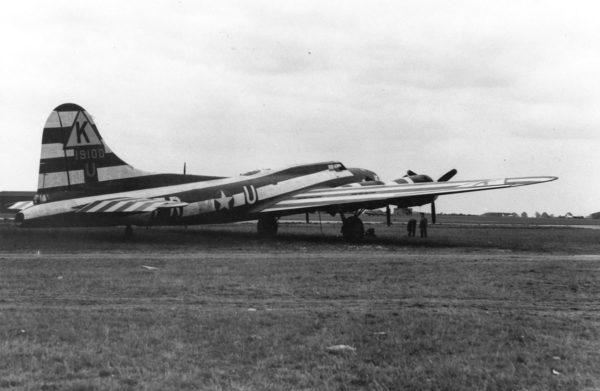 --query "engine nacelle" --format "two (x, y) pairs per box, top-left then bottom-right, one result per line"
(393, 174), (433, 184)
